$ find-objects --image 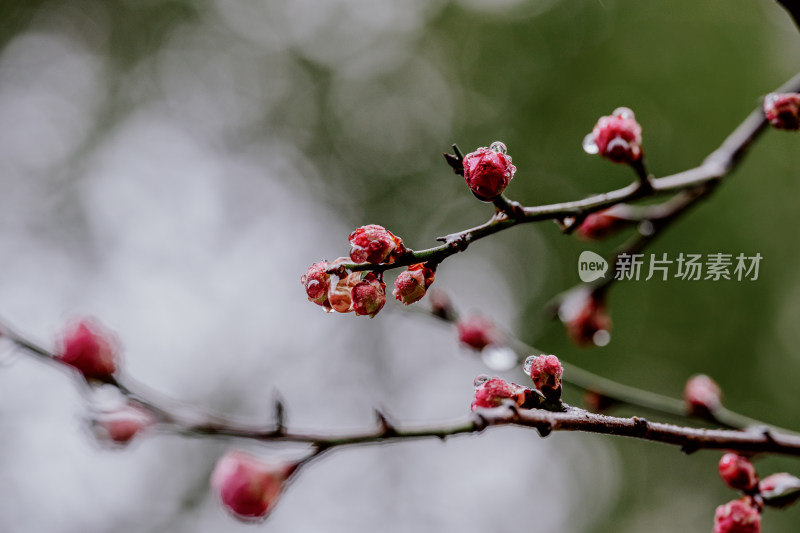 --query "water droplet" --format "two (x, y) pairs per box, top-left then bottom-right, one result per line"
(593, 329), (611, 347)
(481, 345), (517, 371)
(523, 355), (537, 375)
(638, 220), (655, 236)
(489, 141), (507, 154)
(765, 93), (779, 106)
(473, 374), (491, 390)
(582, 133), (599, 154)
(612, 107), (635, 119)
